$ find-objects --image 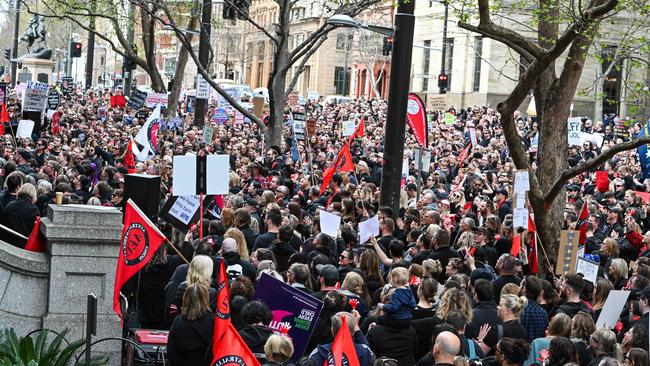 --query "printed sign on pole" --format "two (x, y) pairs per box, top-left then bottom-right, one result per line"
(22, 81), (48, 112)
(196, 74), (210, 100)
(342, 120), (356, 137)
(145, 93), (168, 108)
(172, 155), (230, 196)
(47, 89), (61, 111)
(128, 89), (148, 110)
(567, 117), (582, 146)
